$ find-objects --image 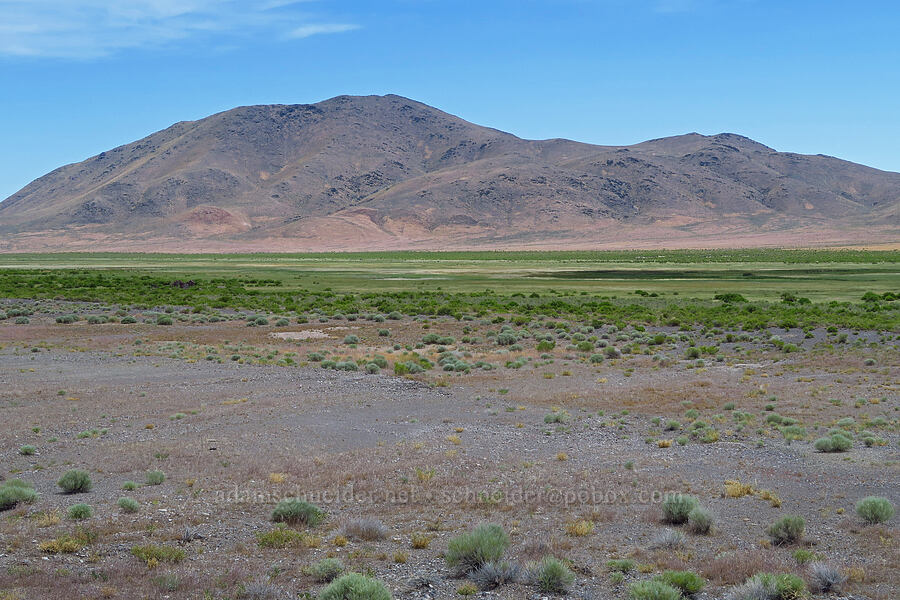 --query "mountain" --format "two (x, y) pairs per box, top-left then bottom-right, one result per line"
(1, 94), (897, 251)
